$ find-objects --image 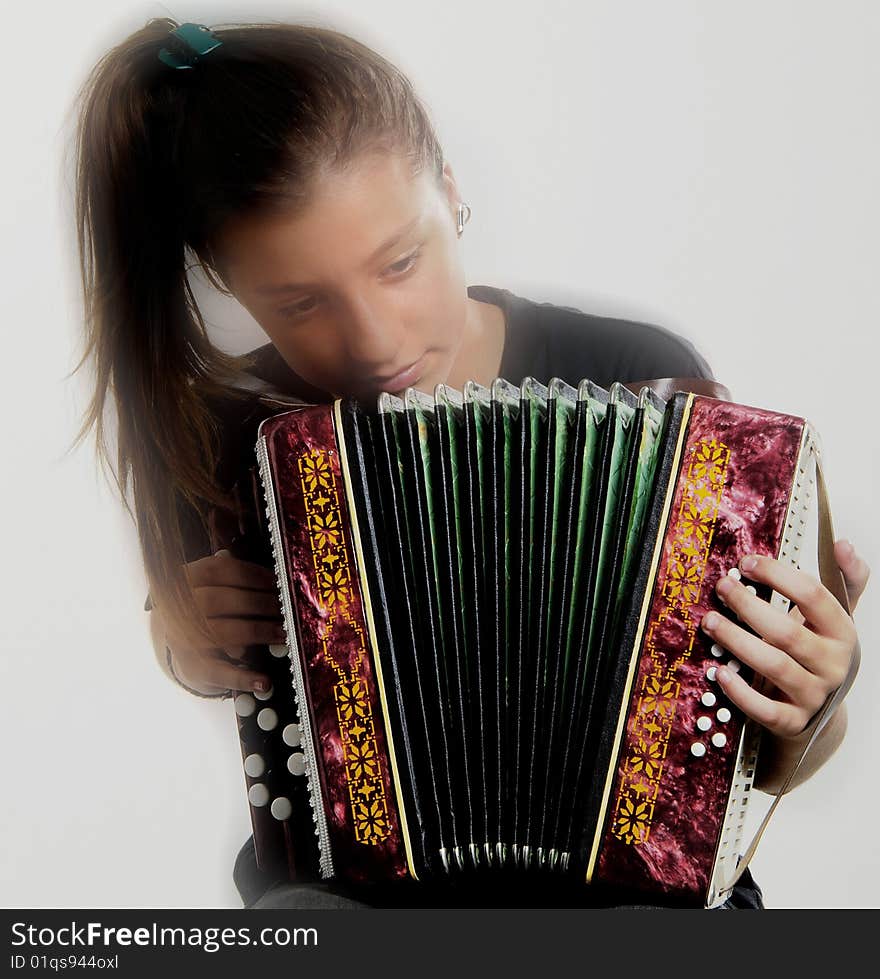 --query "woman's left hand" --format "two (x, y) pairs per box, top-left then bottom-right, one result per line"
(698, 539), (867, 740)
